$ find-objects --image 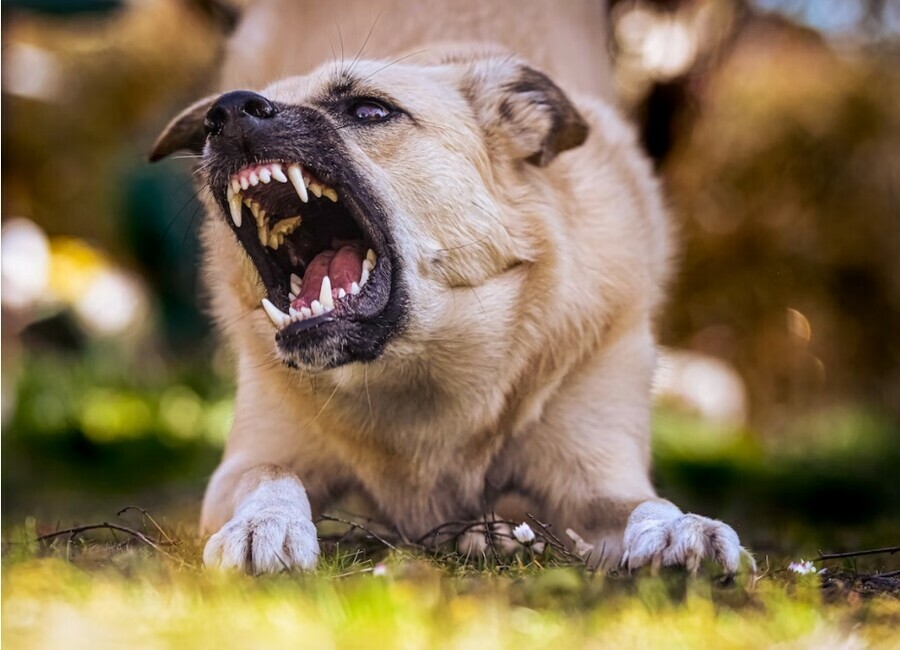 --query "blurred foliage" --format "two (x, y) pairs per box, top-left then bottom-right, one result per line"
(660, 15), (900, 426)
(2, 347), (231, 524)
